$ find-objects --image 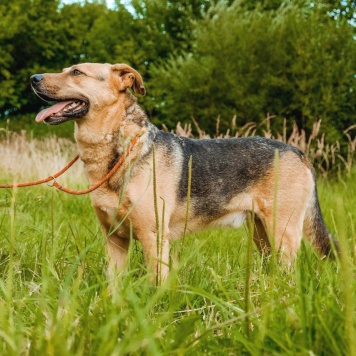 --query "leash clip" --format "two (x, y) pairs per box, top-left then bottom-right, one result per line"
(47, 176), (57, 187)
